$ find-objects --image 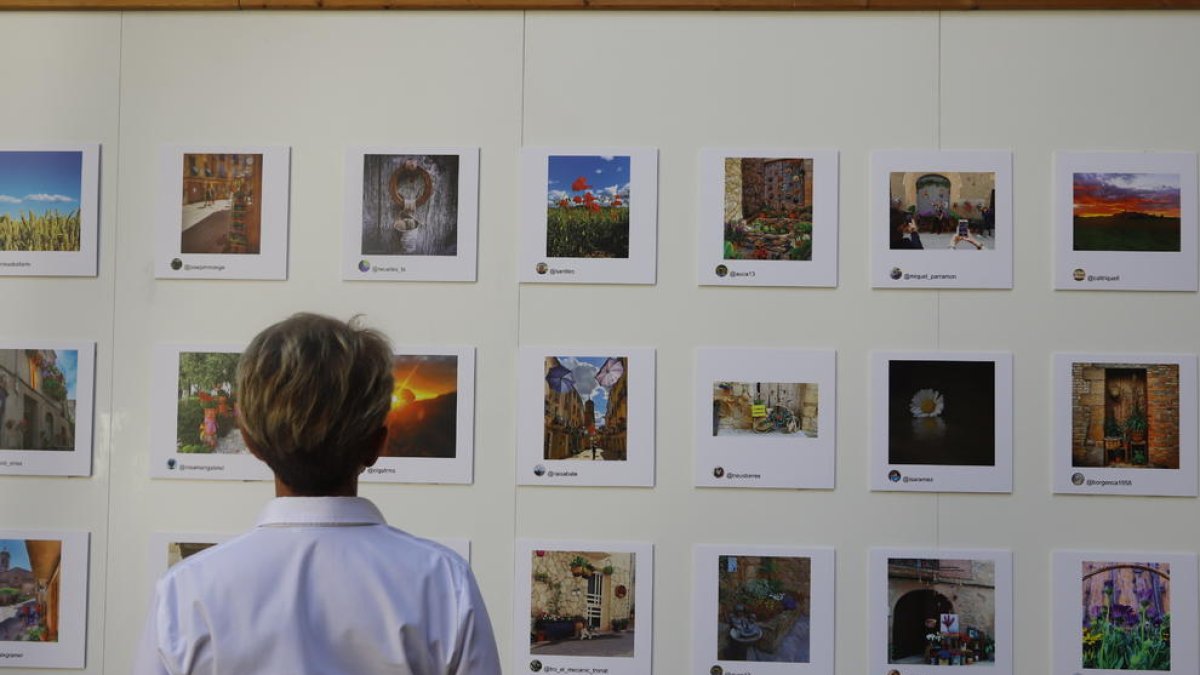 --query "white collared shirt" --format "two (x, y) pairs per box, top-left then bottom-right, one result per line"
(134, 497), (500, 675)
